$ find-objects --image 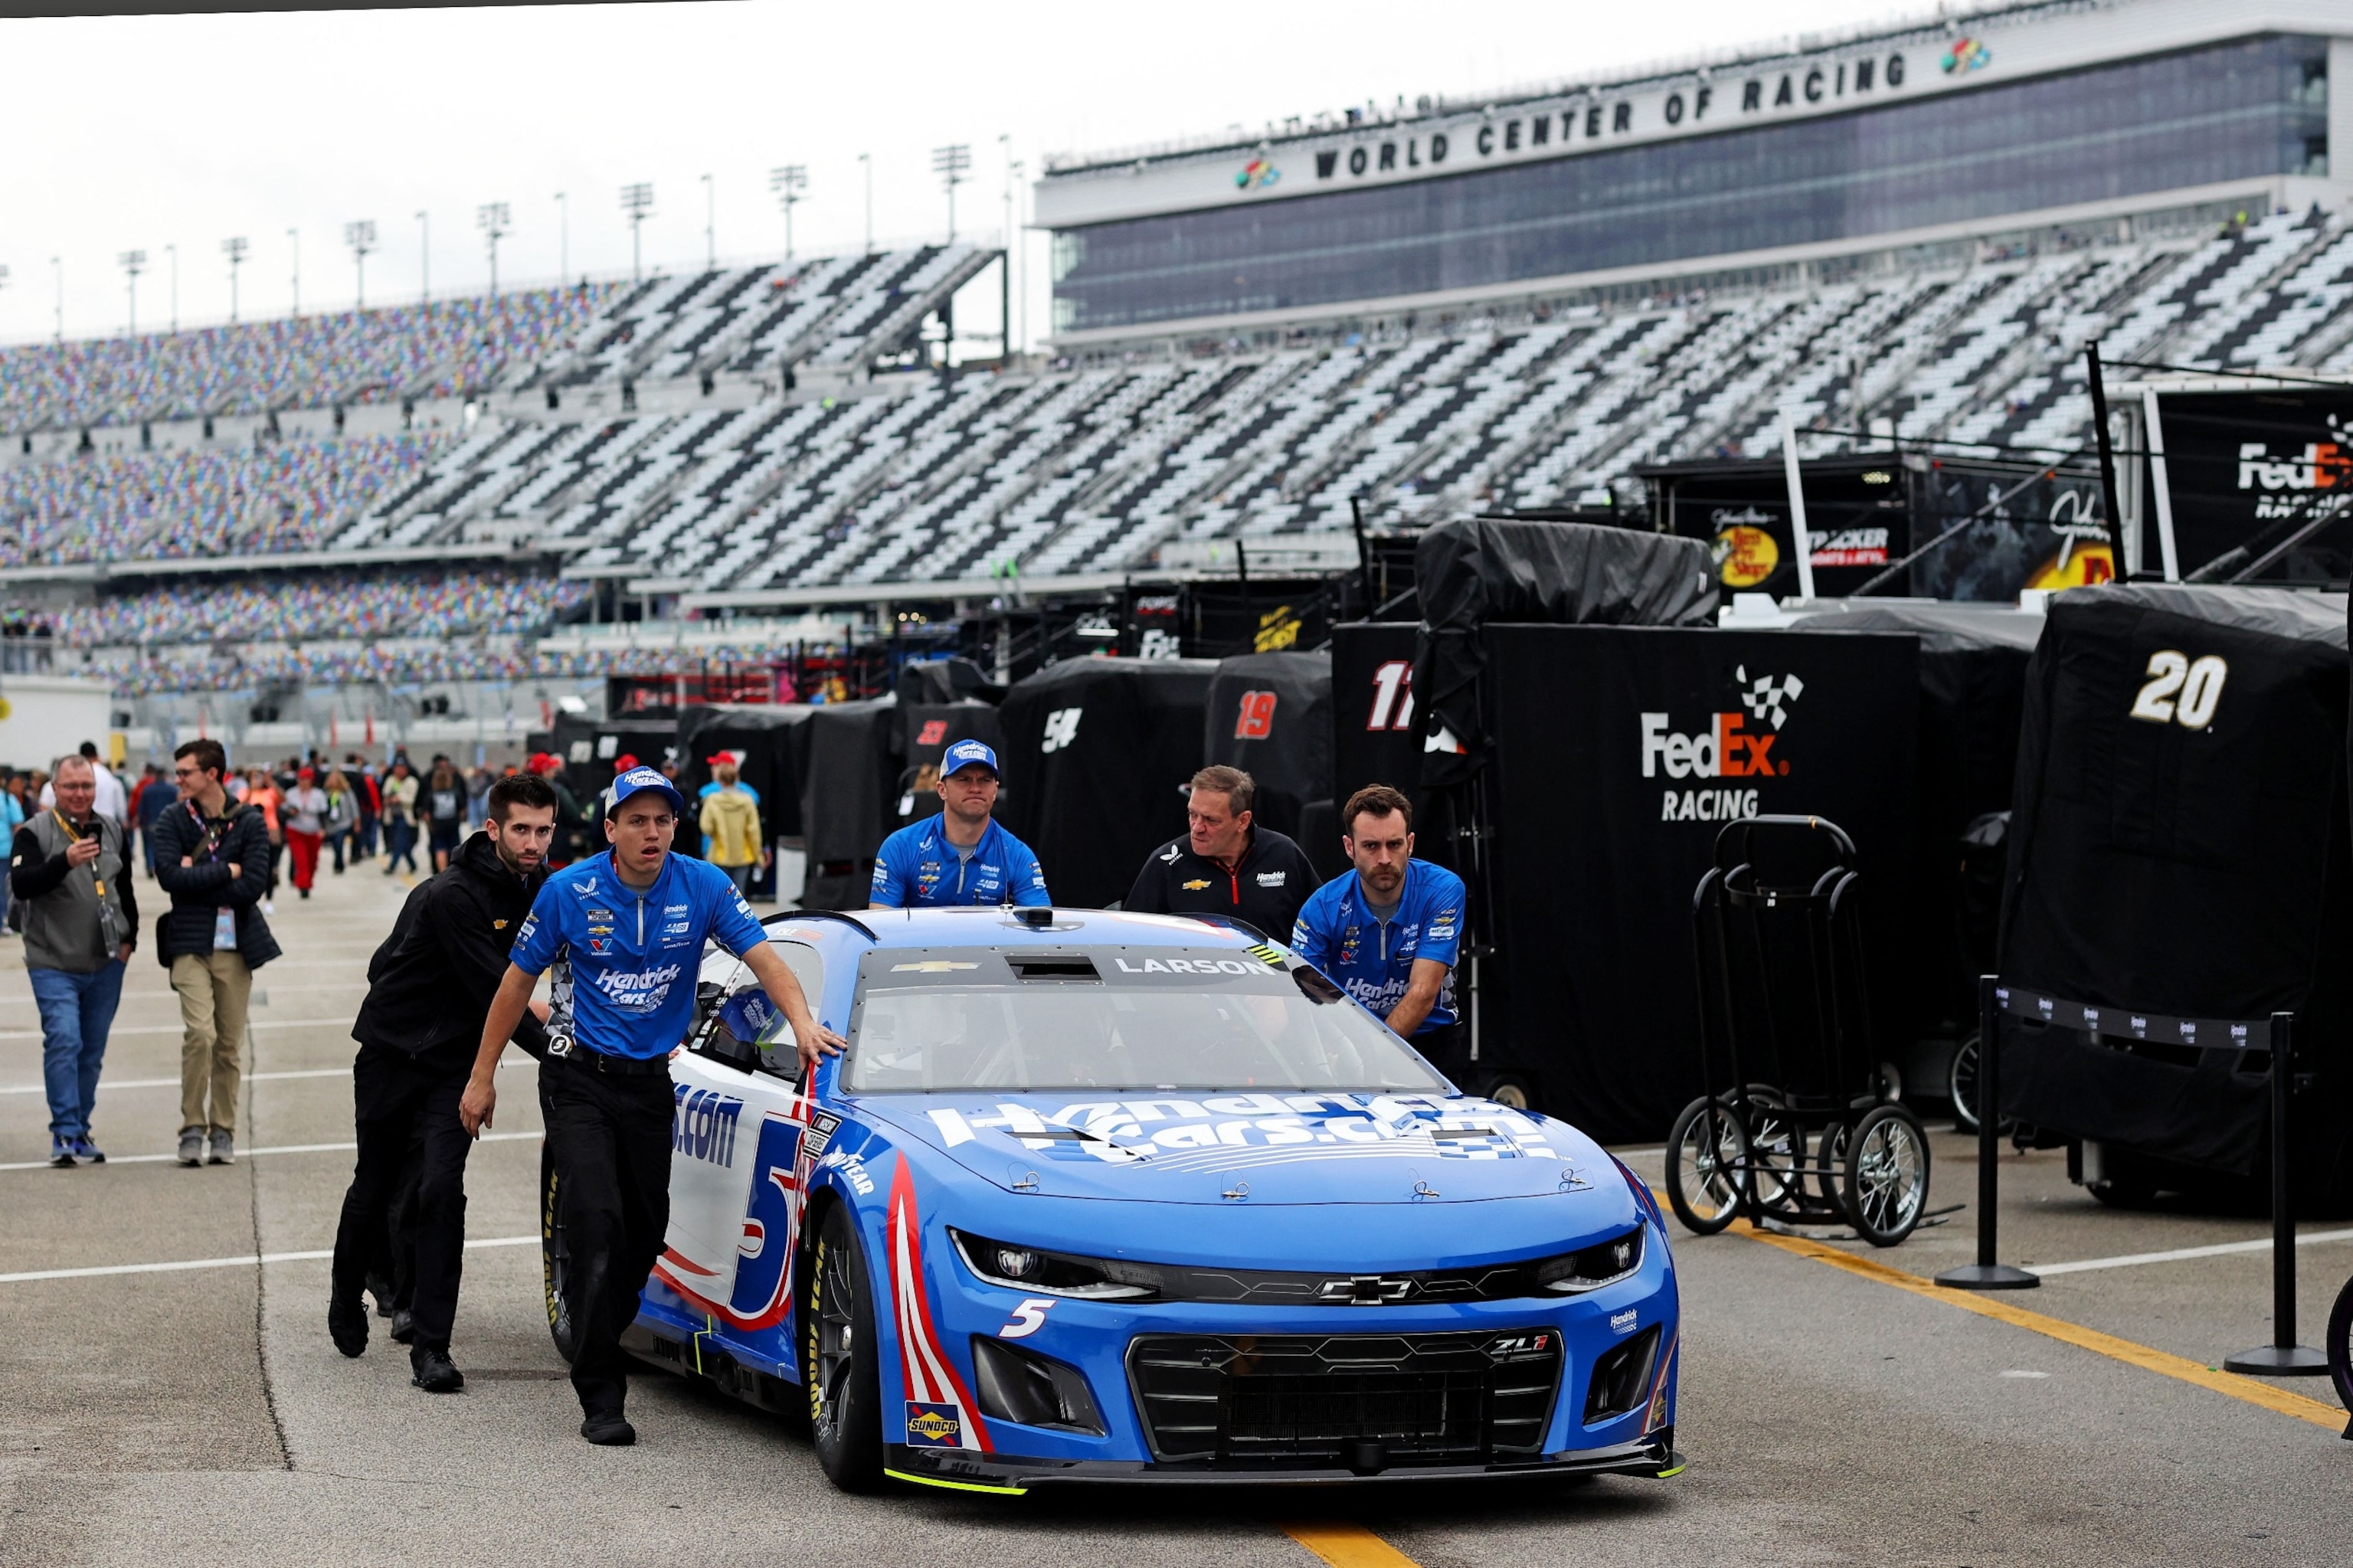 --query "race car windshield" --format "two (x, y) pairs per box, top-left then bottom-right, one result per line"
(843, 946), (1448, 1094)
